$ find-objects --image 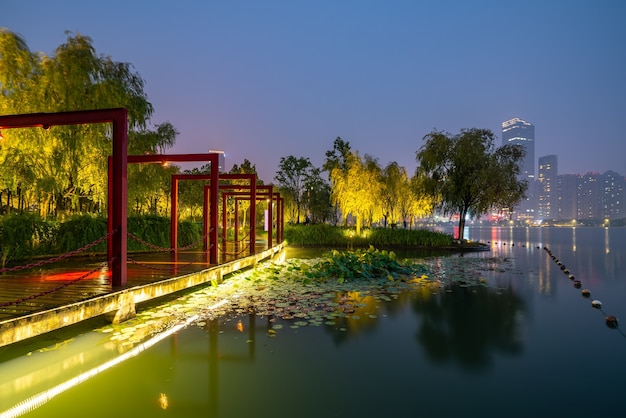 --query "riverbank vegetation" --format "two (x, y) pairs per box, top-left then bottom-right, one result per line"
(284, 224), (454, 248)
(0, 213), (199, 265)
